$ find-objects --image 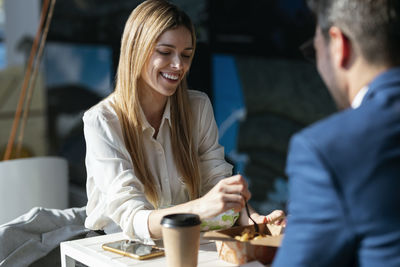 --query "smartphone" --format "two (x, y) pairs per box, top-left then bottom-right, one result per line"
(102, 240), (164, 260)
